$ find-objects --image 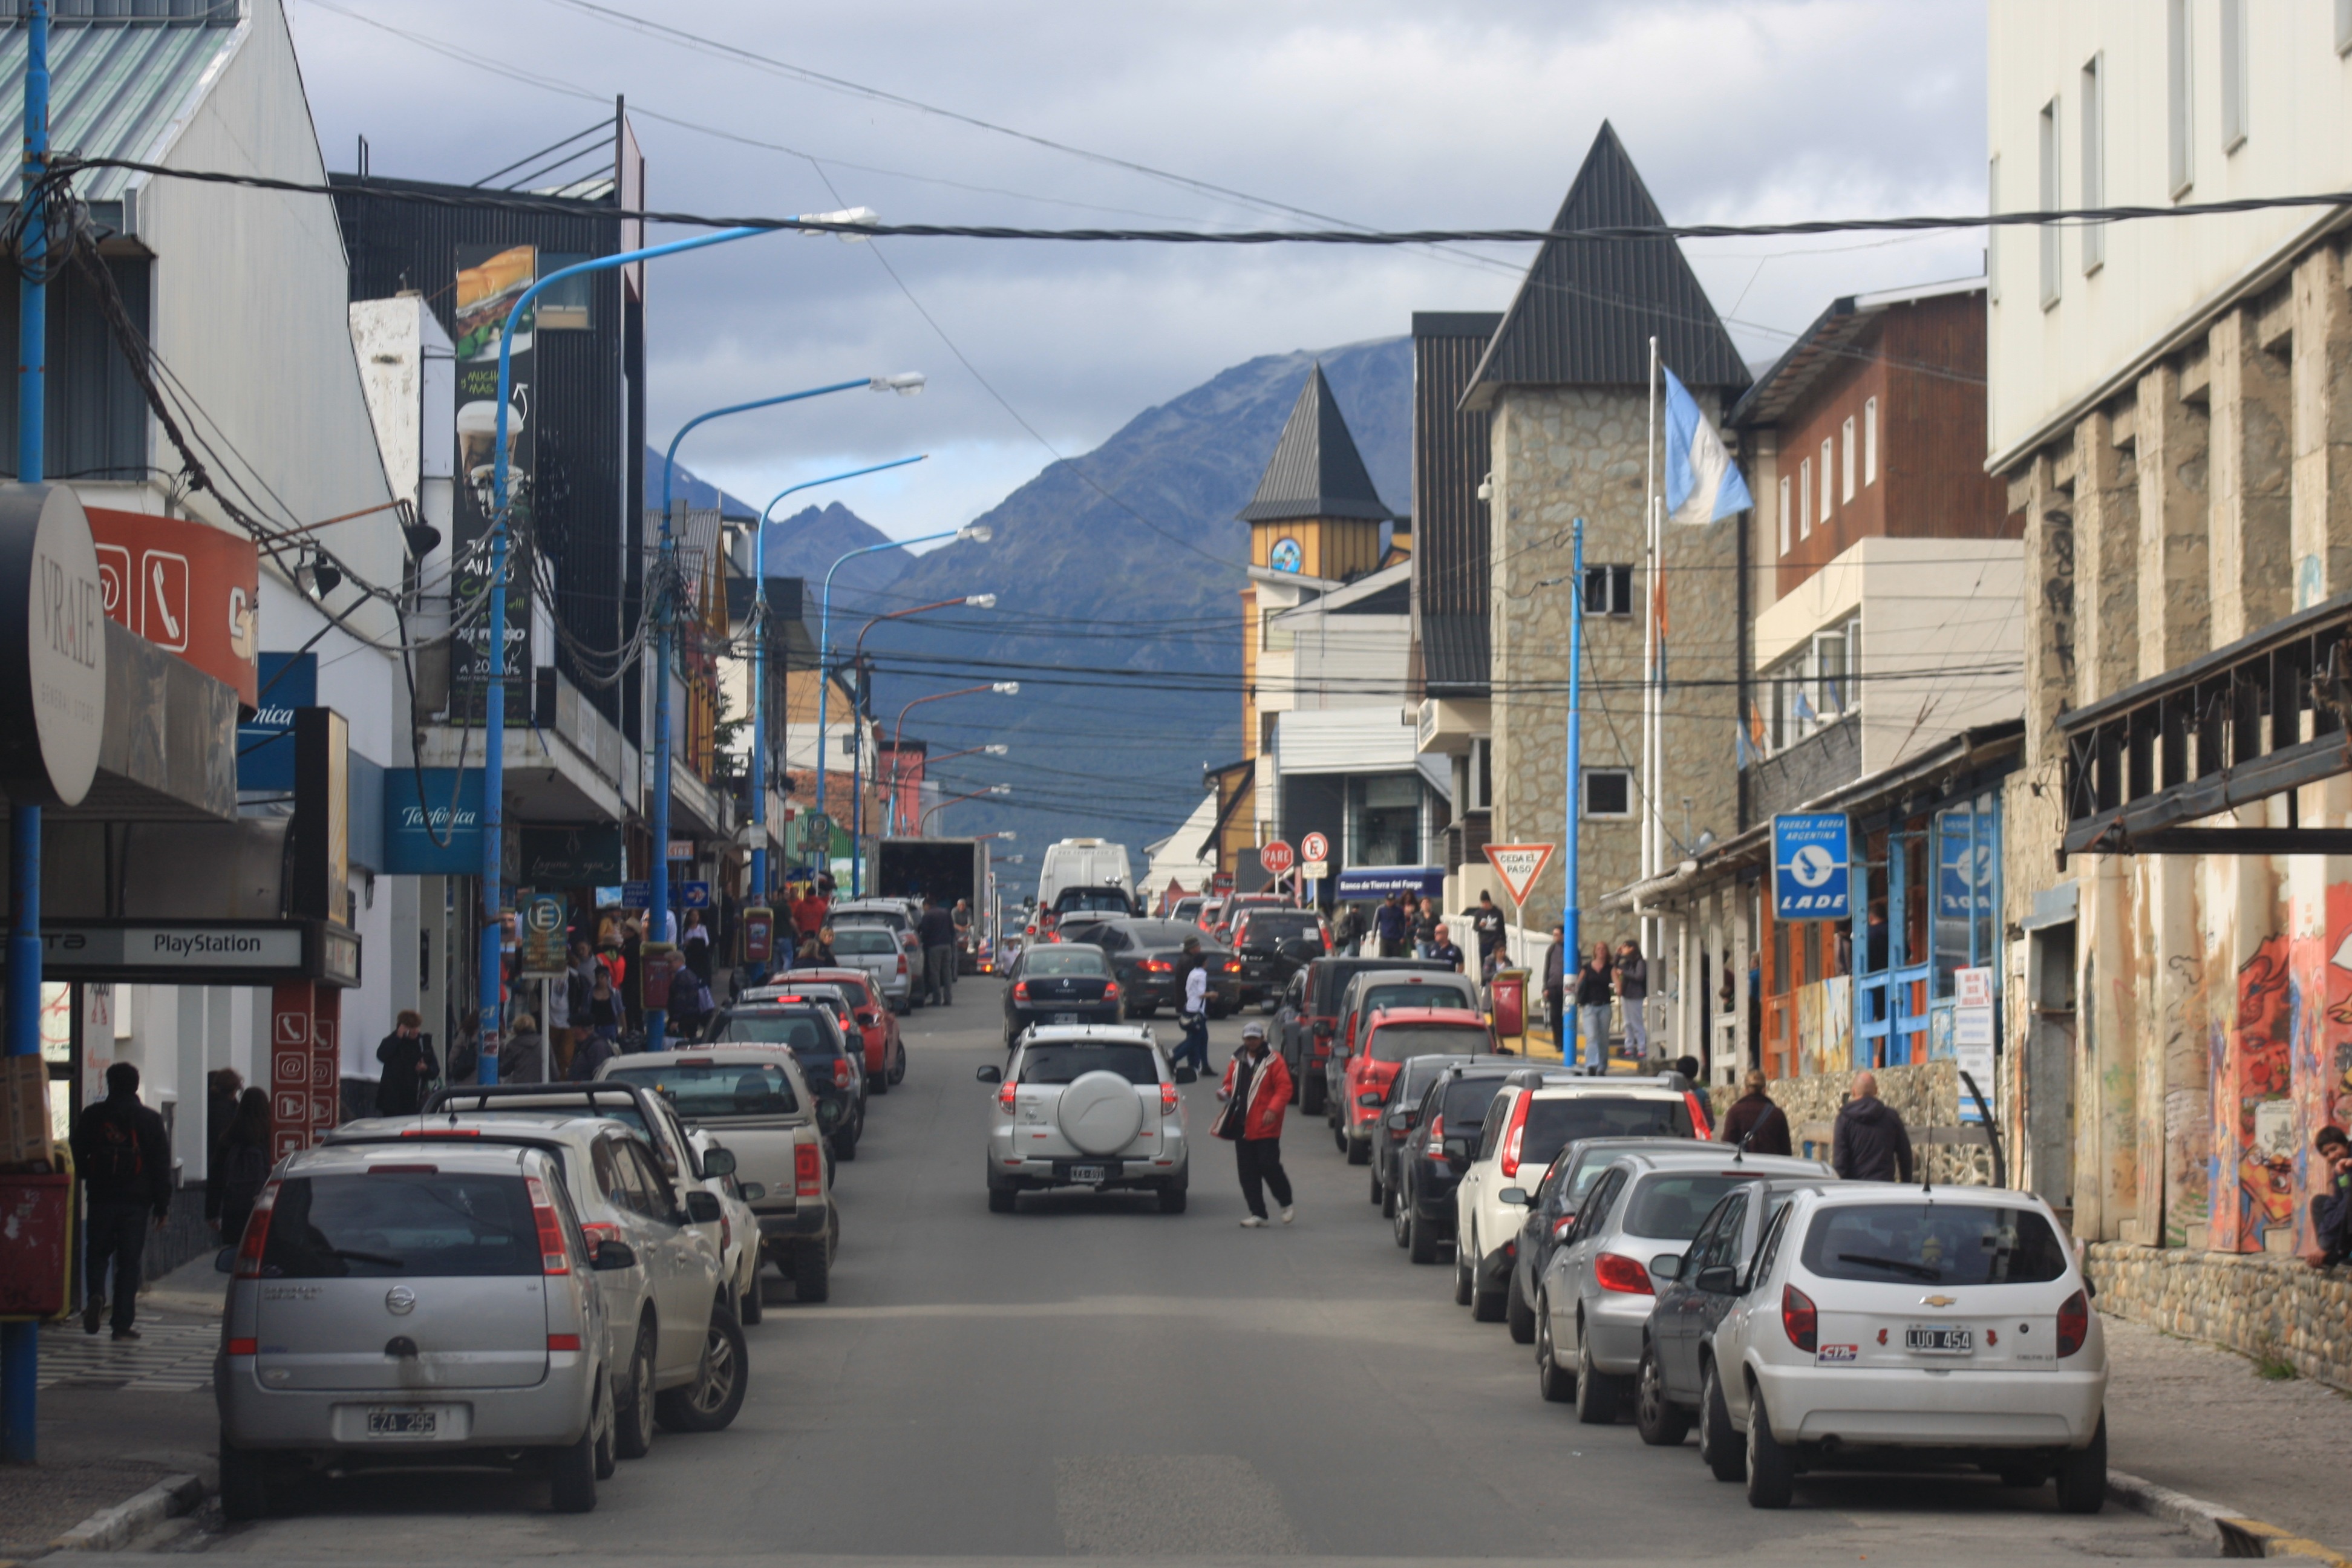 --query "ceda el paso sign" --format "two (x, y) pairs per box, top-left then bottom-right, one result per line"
(0, 484), (105, 806)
